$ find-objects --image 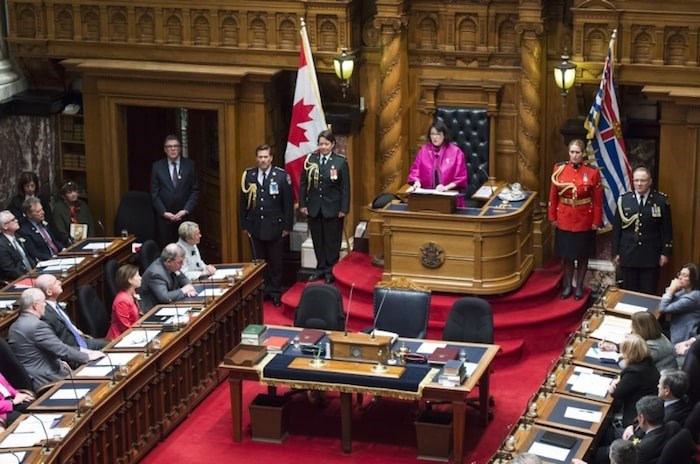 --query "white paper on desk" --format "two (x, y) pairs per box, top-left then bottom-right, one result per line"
(156, 306), (192, 316)
(75, 365), (114, 377)
(567, 366), (594, 385)
(614, 302), (647, 315)
(0, 432), (41, 449)
(113, 329), (160, 348)
(95, 352), (139, 366)
(0, 451), (27, 463)
(198, 287), (225, 297)
(416, 342), (446, 354)
(37, 257), (86, 268)
(528, 441), (570, 461)
(83, 241), (113, 250)
(465, 362), (478, 376)
(14, 414), (62, 434)
(472, 185), (496, 200)
(589, 315), (631, 345)
(50, 387), (91, 401)
(585, 347), (621, 362)
(409, 187), (458, 196)
(565, 406), (602, 423)
(570, 372), (612, 397)
(0, 299), (15, 309)
(207, 269), (242, 279)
